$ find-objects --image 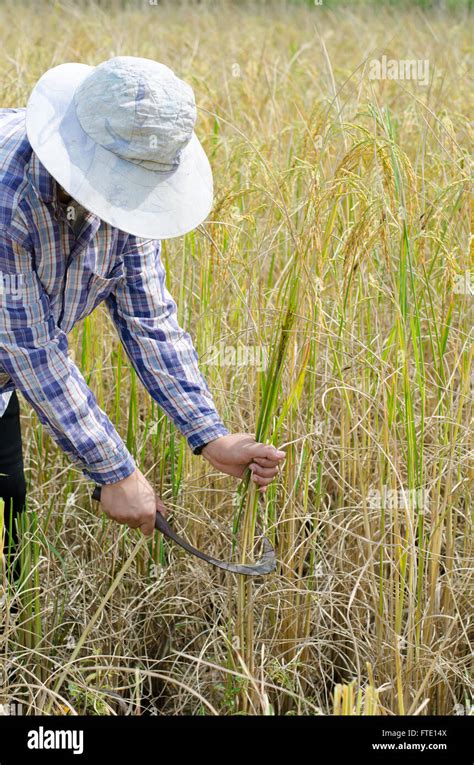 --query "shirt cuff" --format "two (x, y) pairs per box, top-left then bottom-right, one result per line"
(181, 416), (229, 454)
(80, 442), (136, 485)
